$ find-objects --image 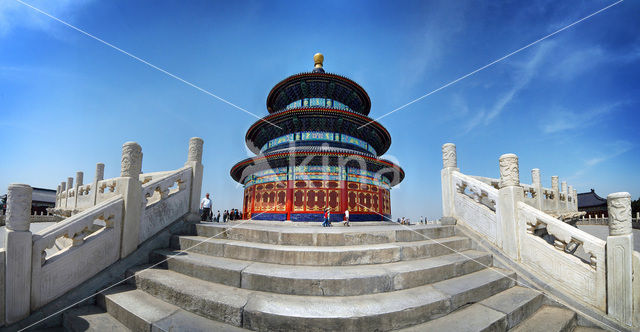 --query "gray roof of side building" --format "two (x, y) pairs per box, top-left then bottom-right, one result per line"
(577, 189), (607, 208)
(31, 187), (56, 204)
